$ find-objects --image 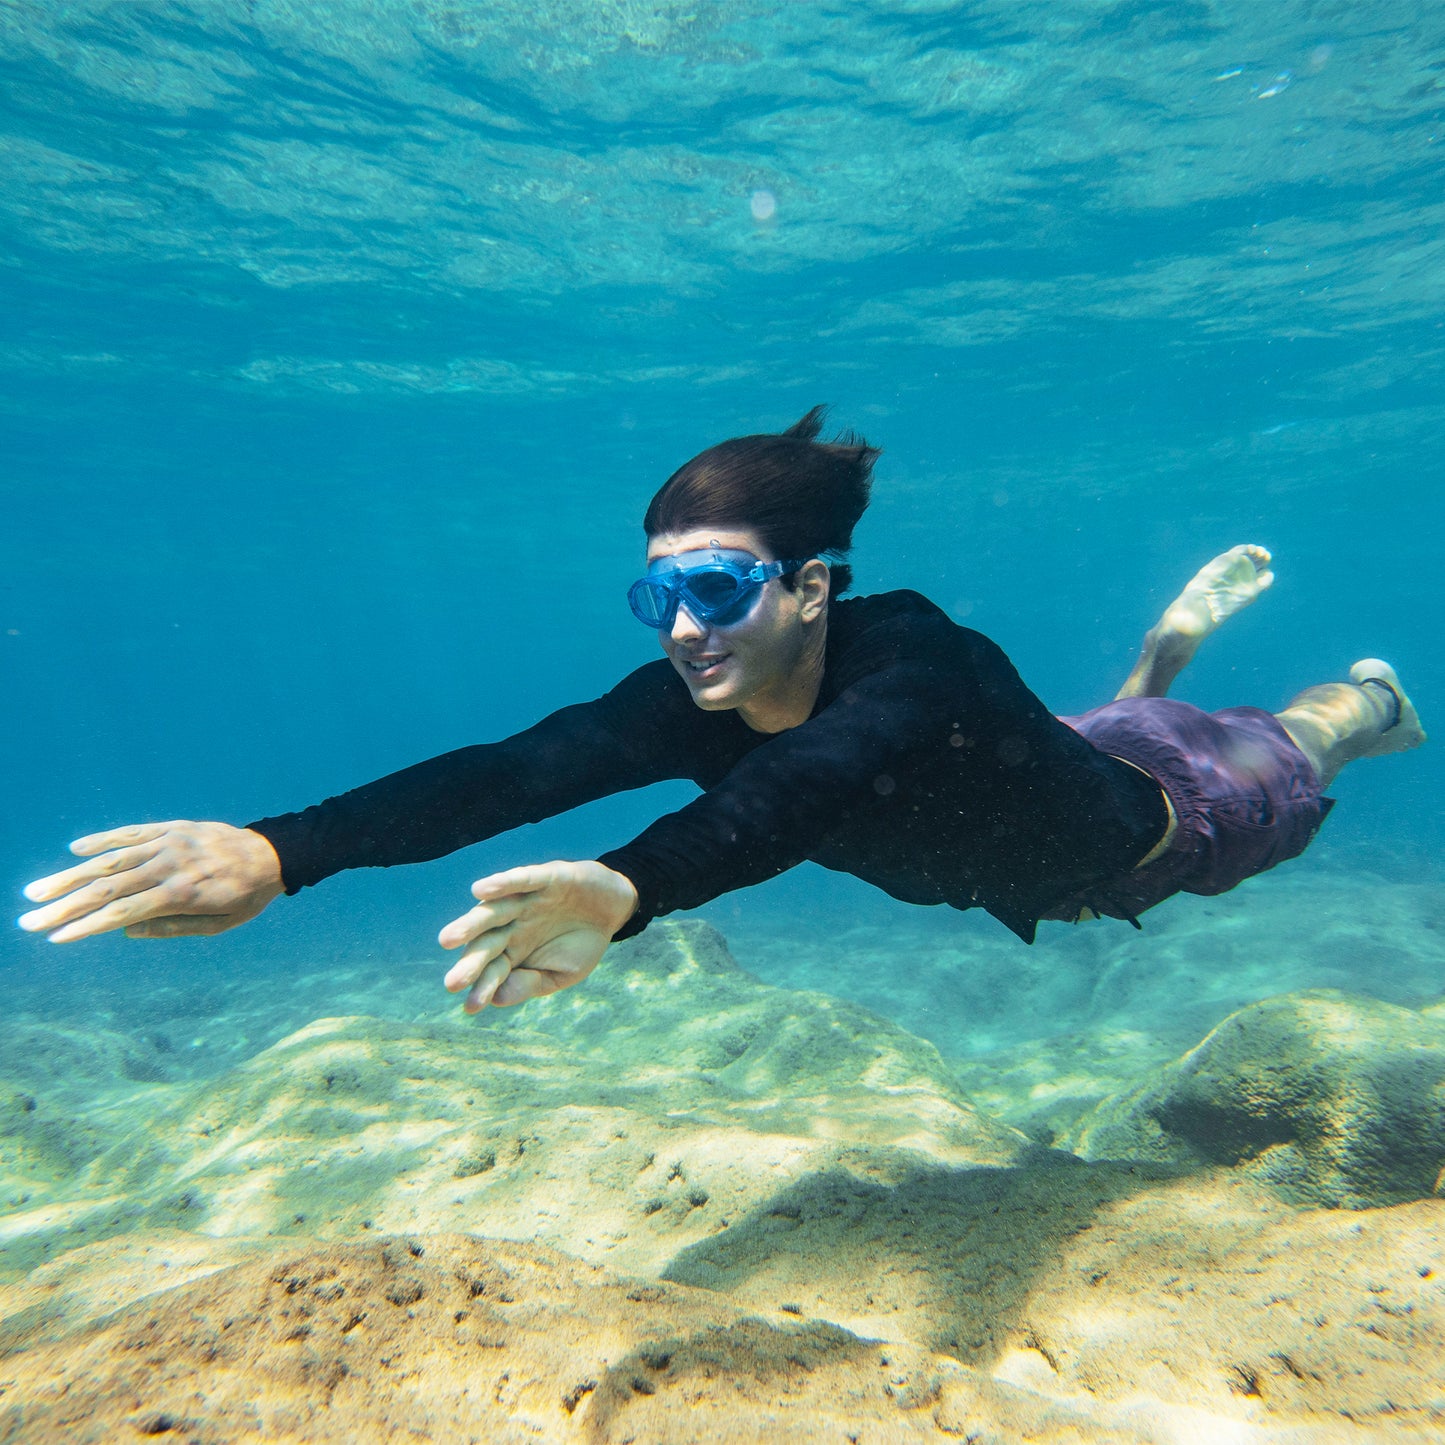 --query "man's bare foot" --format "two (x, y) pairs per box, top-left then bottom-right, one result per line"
(1115, 544), (1274, 699)
(1157, 544), (1275, 658)
(1348, 659), (1427, 757)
